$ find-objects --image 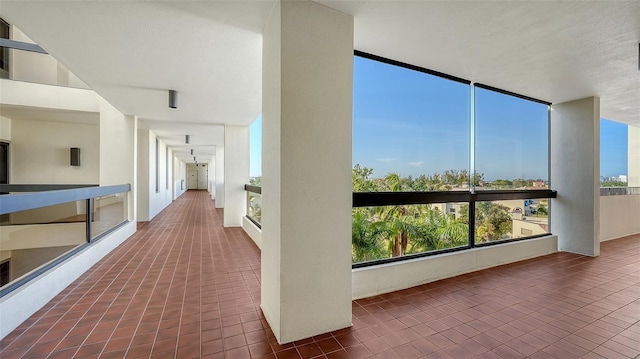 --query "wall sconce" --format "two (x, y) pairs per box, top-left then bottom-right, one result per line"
(185, 135), (190, 144)
(70, 147), (81, 166)
(169, 90), (178, 109)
